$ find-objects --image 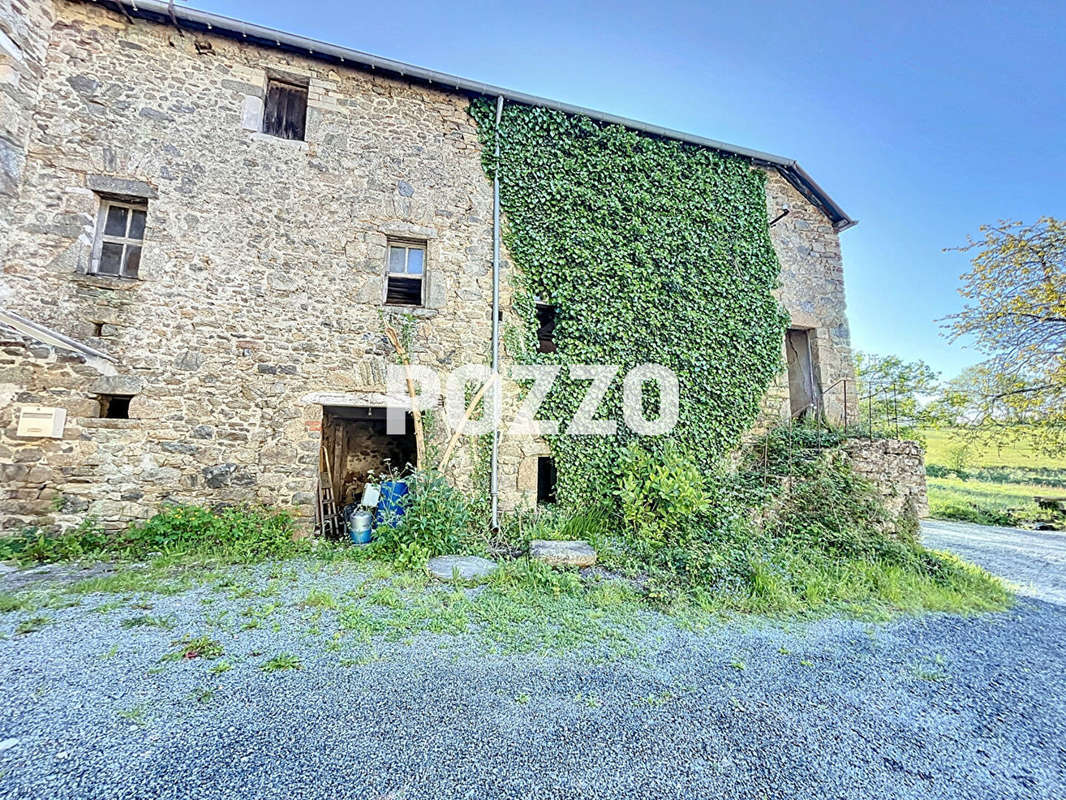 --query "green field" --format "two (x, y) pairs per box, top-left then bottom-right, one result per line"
(922, 427), (1066, 470)
(920, 428), (1066, 528)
